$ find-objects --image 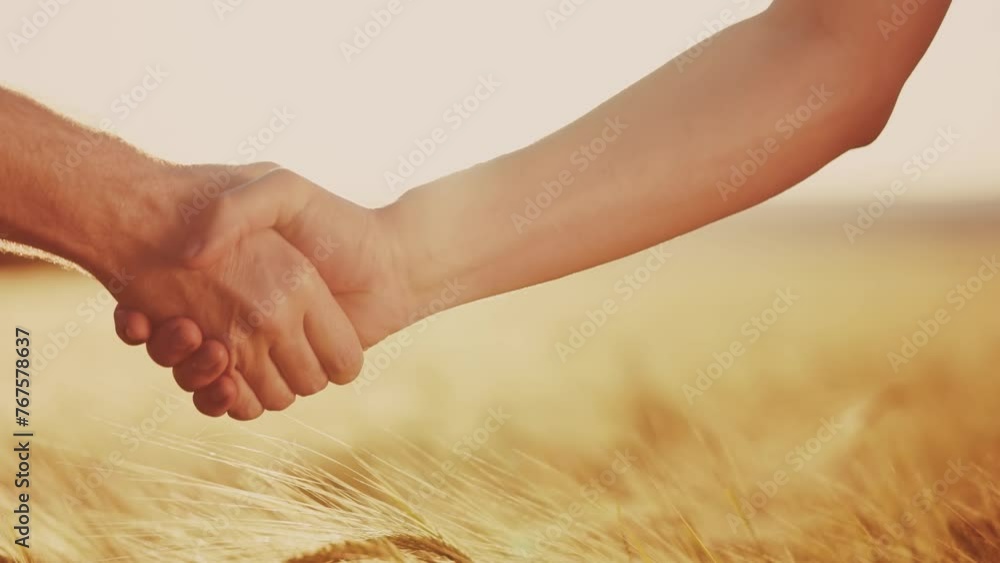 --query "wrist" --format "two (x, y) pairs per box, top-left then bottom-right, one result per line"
(373, 198), (456, 327)
(12, 156), (182, 289)
(374, 160), (512, 319)
(376, 143), (602, 318)
(70, 162), (190, 284)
